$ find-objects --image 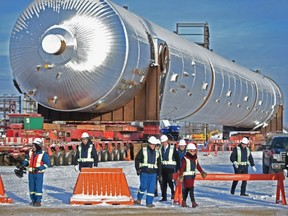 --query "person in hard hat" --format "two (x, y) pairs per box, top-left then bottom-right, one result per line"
(284, 146), (288, 177)
(21, 138), (50, 207)
(177, 139), (187, 167)
(178, 143), (207, 208)
(134, 136), (162, 207)
(230, 137), (256, 196)
(280, 144), (288, 178)
(159, 134), (180, 201)
(73, 132), (98, 171)
(154, 138), (163, 197)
